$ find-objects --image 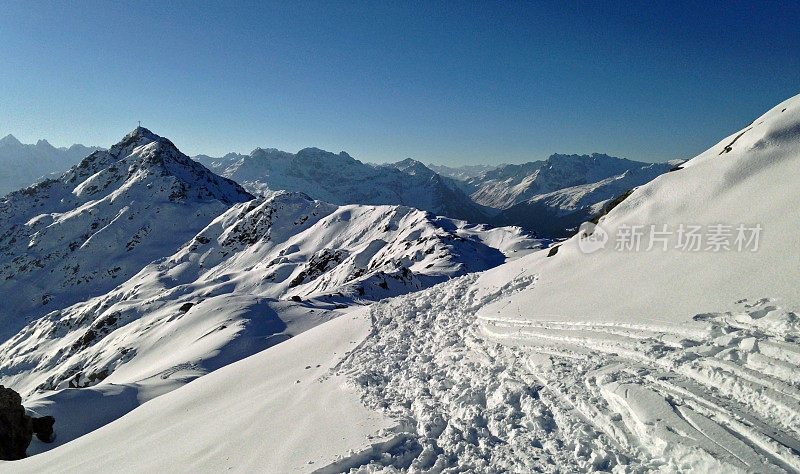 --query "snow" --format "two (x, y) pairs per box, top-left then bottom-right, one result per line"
(197, 148), (488, 224)
(0, 128), (251, 342)
(4, 93), (800, 472)
(476, 94), (800, 324)
(0, 190), (538, 451)
(7, 308), (398, 473)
